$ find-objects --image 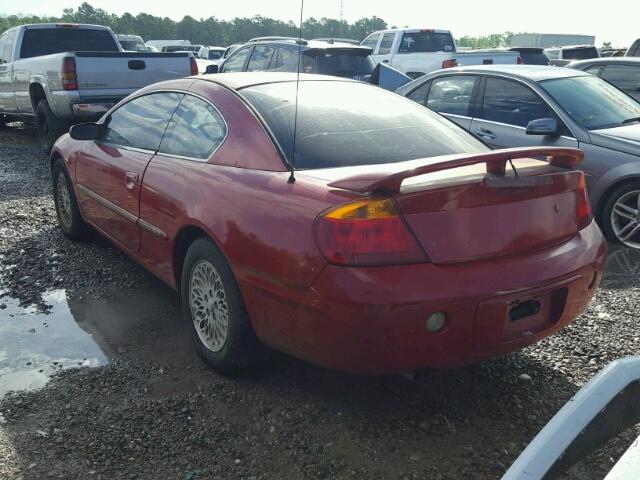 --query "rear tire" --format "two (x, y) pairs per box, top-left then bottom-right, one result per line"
(52, 158), (87, 240)
(601, 181), (640, 249)
(36, 100), (70, 153)
(181, 237), (265, 376)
